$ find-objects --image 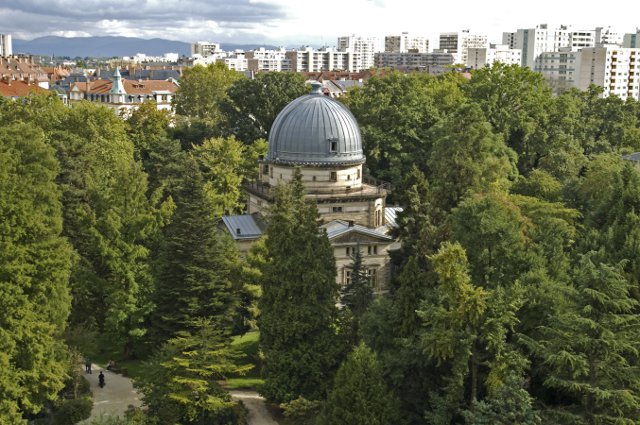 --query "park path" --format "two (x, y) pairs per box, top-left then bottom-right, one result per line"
(230, 390), (279, 425)
(80, 364), (142, 423)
